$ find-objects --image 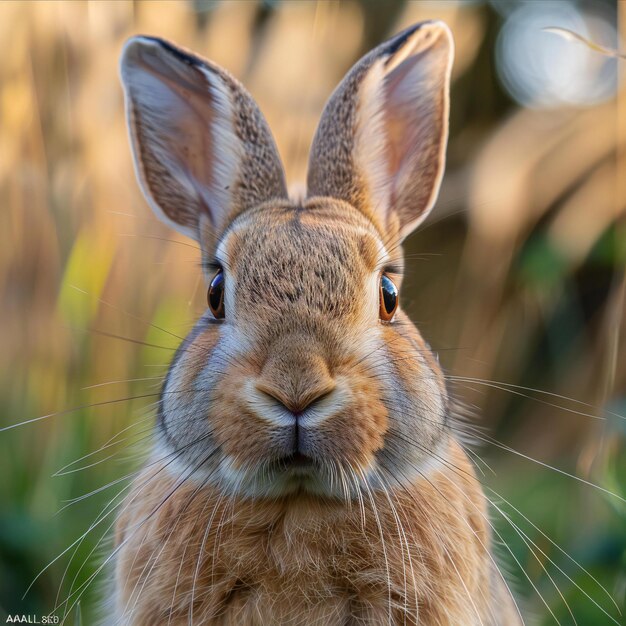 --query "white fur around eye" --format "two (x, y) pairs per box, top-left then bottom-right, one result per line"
(212, 231), (236, 321)
(366, 269), (382, 322)
(222, 267), (236, 322)
(367, 239), (391, 323)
